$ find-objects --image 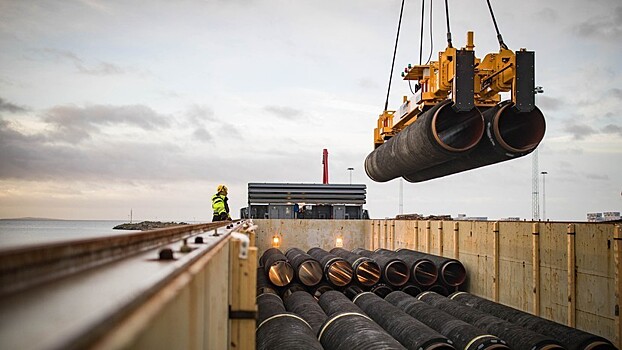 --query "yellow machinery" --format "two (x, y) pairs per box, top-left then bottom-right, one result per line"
(374, 31), (533, 149)
(365, 29), (545, 183)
